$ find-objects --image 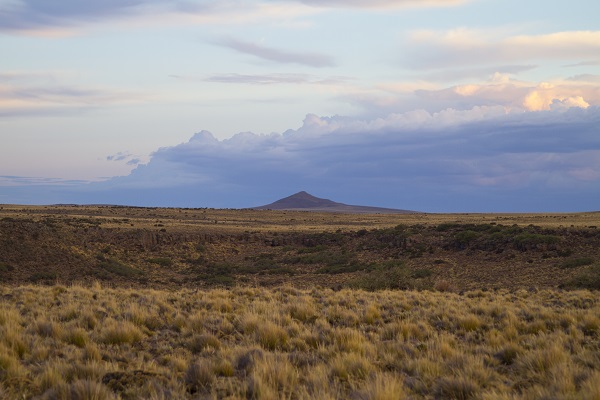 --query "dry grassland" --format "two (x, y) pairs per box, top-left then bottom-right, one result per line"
(1, 206), (600, 398)
(1, 205), (599, 233)
(1, 283), (599, 399)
